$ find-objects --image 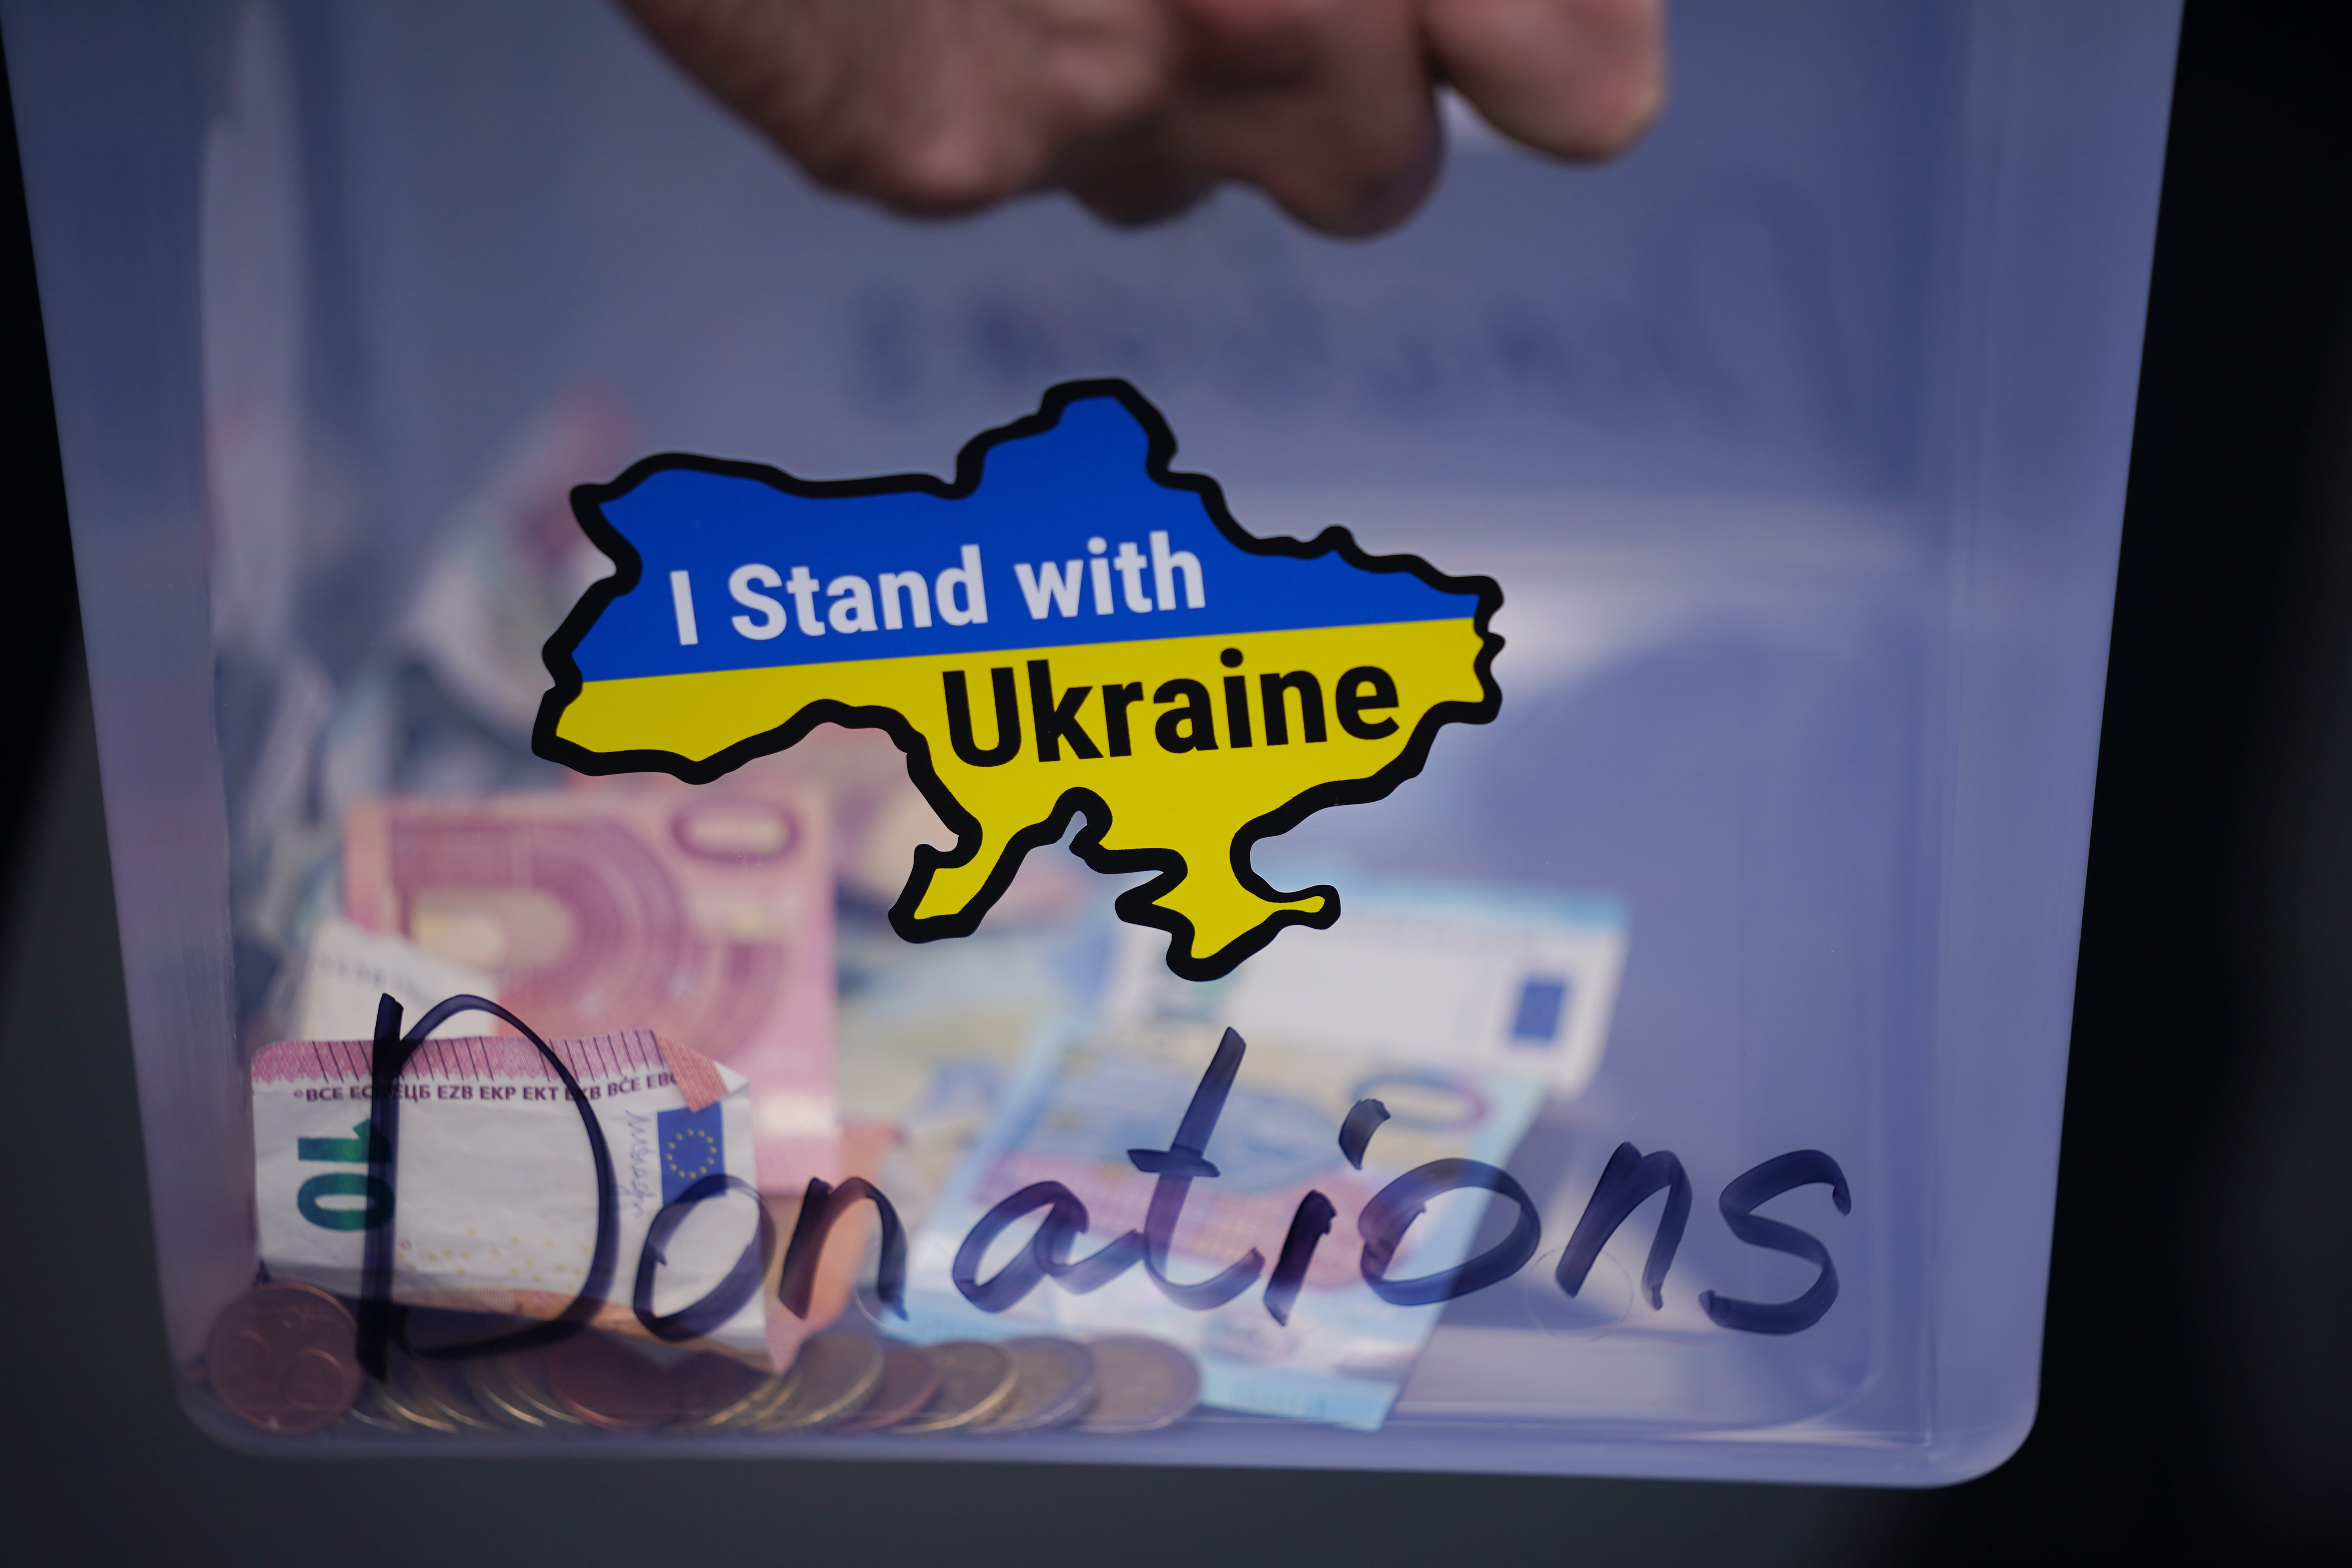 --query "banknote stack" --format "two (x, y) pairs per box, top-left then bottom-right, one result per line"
(252, 1027), (773, 1358)
(202, 1284), (1202, 1439)
(224, 390), (633, 1061)
(901, 883), (1628, 1432)
(341, 770), (840, 1197)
